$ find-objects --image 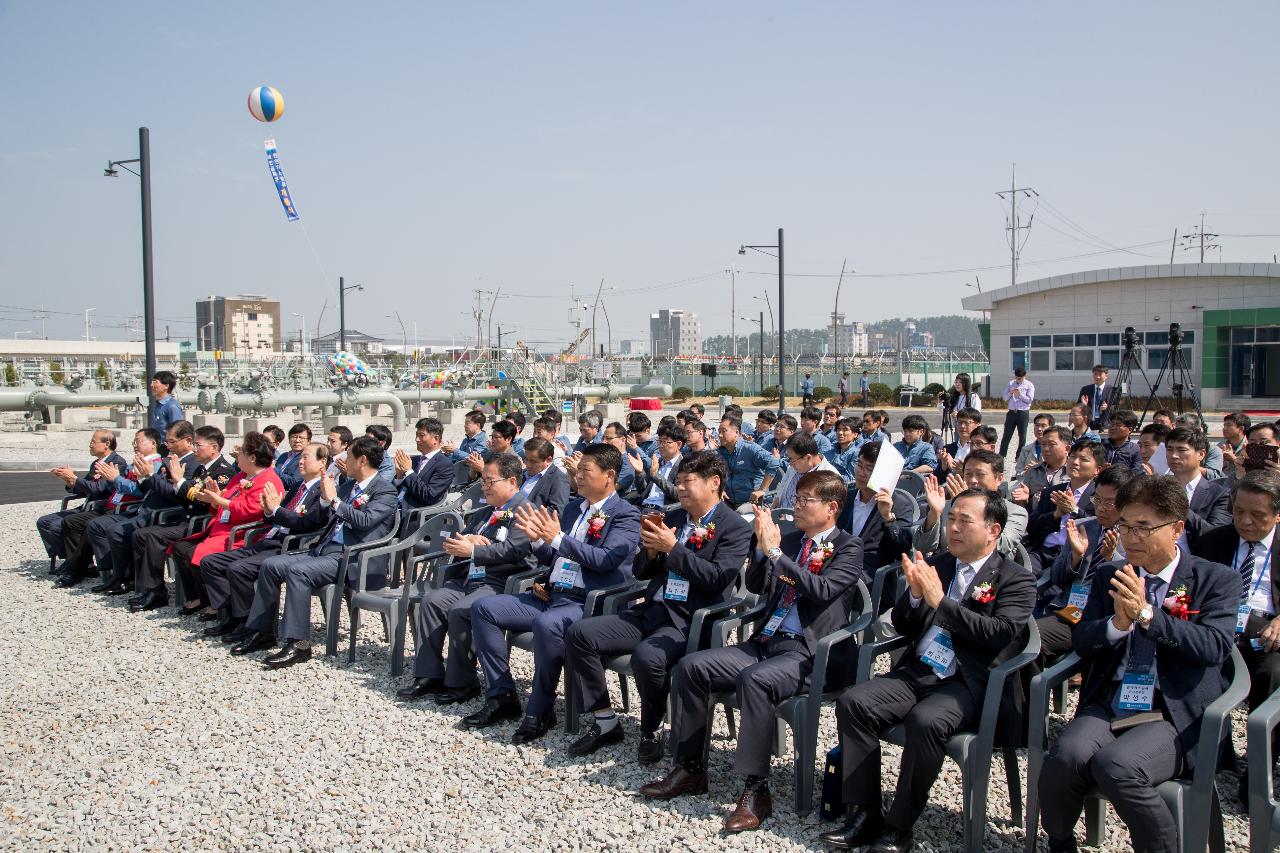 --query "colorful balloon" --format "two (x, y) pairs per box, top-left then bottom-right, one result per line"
(248, 86), (284, 122)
